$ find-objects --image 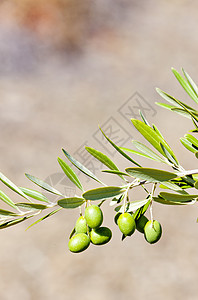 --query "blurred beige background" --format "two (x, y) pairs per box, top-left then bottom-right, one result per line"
(0, 0), (198, 299)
